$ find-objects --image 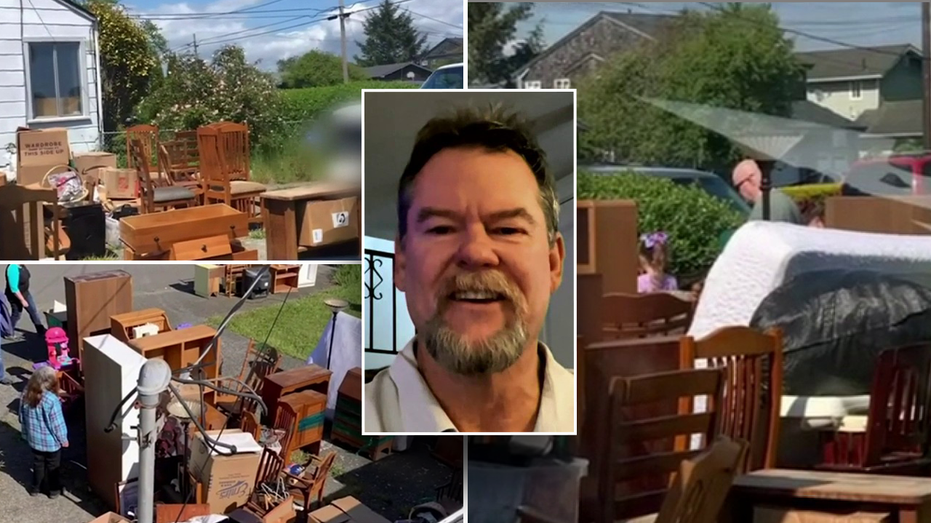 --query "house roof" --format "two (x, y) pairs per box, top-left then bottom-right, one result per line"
(363, 62), (433, 79)
(58, 0), (97, 23)
(515, 11), (677, 79)
(796, 44), (919, 81)
(856, 99), (923, 136)
(790, 100), (865, 130)
(422, 37), (463, 60)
